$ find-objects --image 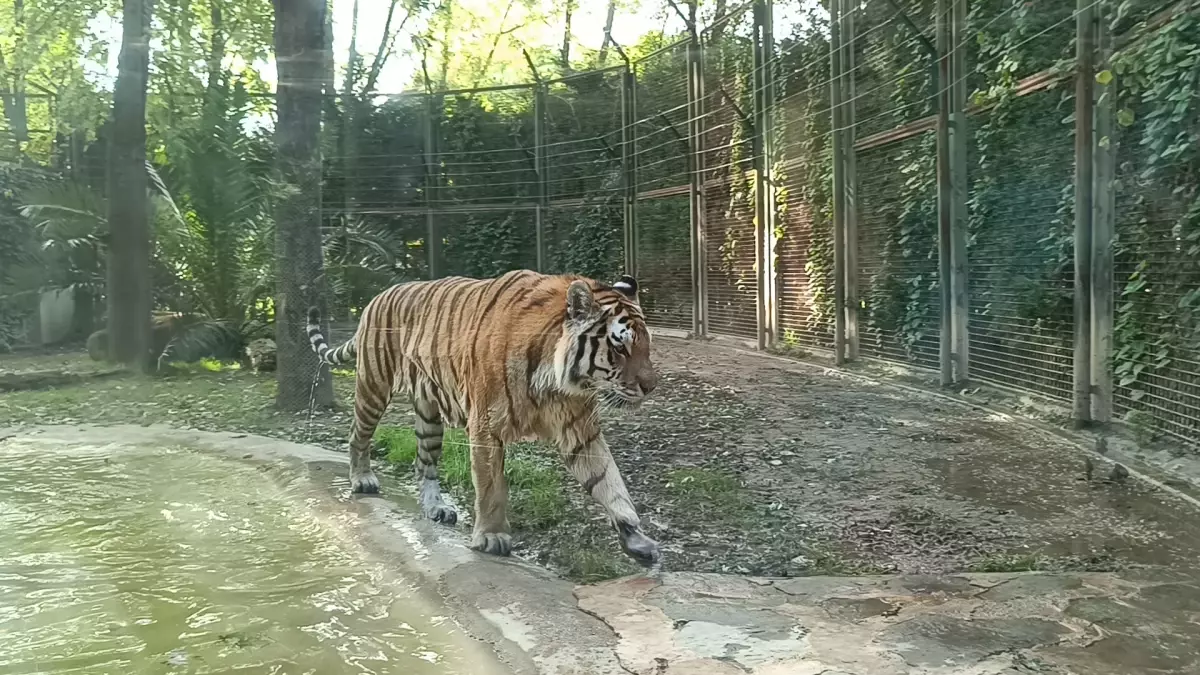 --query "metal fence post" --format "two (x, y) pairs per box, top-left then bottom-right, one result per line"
(830, 0), (847, 365)
(842, 1), (859, 360)
(1073, 0), (1096, 426)
(424, 92), (443, 279)
(621, 66), (638, 277)
(686, 9), (707, 338)
(950, 0), (970, 382)
(533, 83), (548, 272)
(935, 0), (954, 386)
(1089, 2), (1113, 420)
(752, 0), (777, 350)
(1091, 2), (1114, 423)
